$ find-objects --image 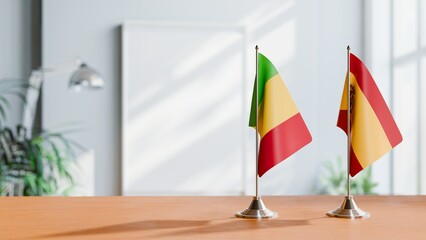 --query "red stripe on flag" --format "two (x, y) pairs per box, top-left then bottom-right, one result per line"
(350, 54), (403, 147)
(350, 146), (364, 177)
(337, 110), (348, 134)
(258, 113), (312, 177)
(337, 110), (364, 176)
